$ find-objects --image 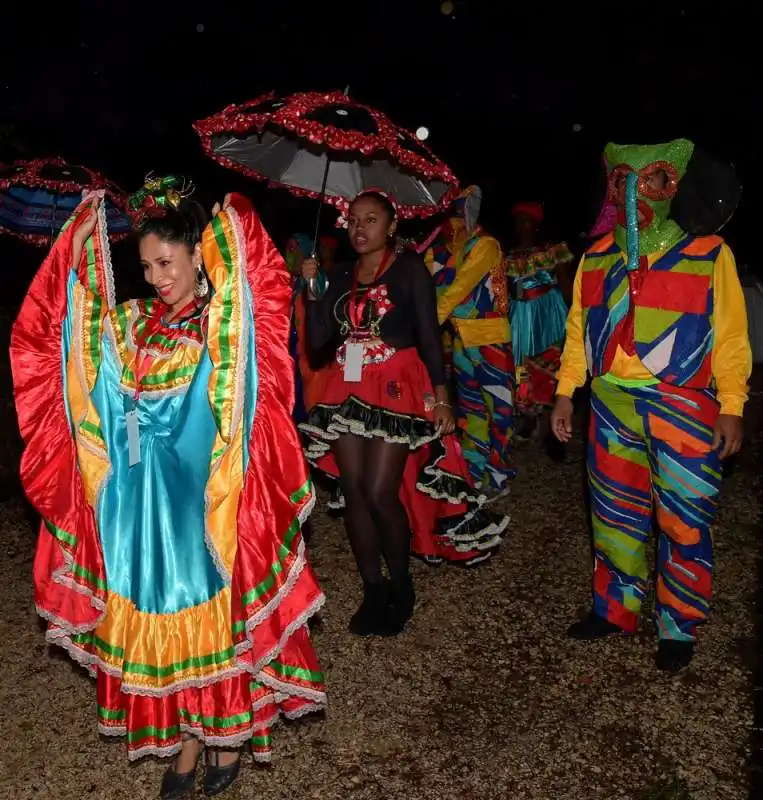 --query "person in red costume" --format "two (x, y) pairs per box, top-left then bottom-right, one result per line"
(10, 178), (325, 798)
(299, 190), (509, 637)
